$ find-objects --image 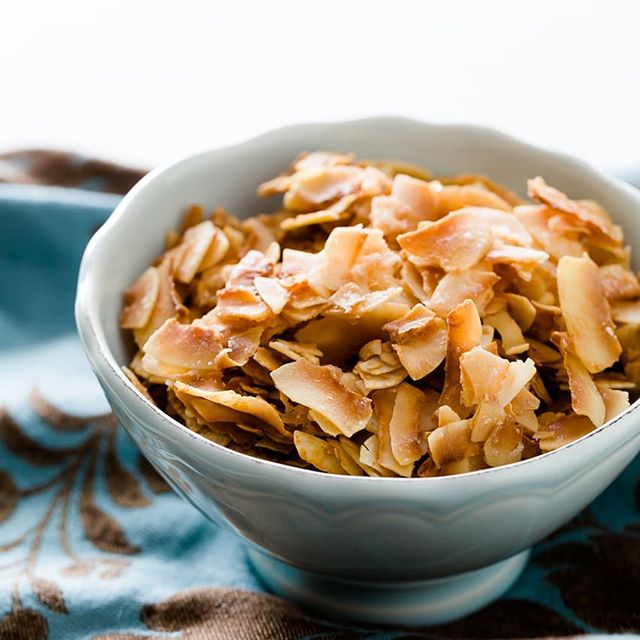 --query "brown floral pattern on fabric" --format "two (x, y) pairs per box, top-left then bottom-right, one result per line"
(95, 587), (369, 640)
(0, 391), (167, 638)
(0, 150), (145, 194)
(95, 587), (584, 640)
